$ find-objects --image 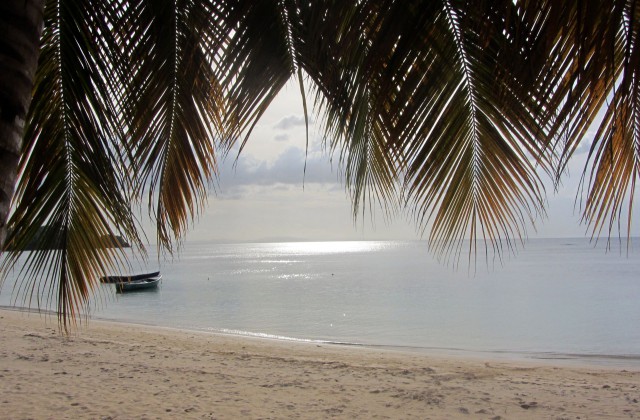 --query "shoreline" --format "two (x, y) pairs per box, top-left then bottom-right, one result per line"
(1, 308), (639, 419)
(4, 304), (639, 371)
